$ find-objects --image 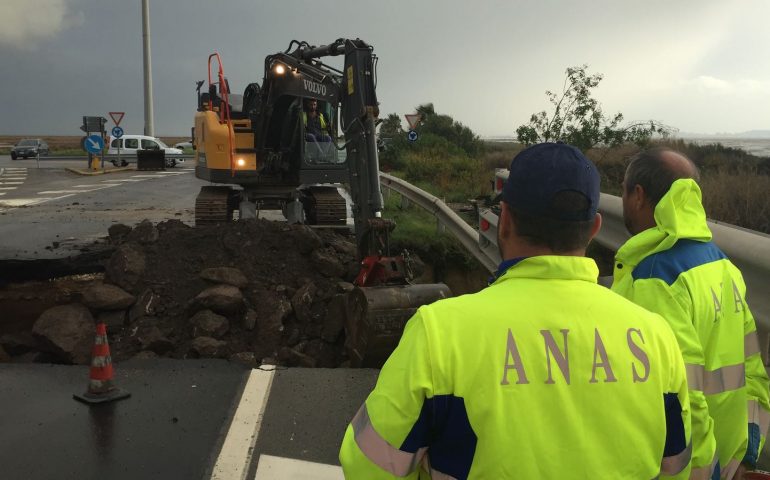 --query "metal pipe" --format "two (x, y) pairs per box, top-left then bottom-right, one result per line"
(141, 0), (155, 137)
